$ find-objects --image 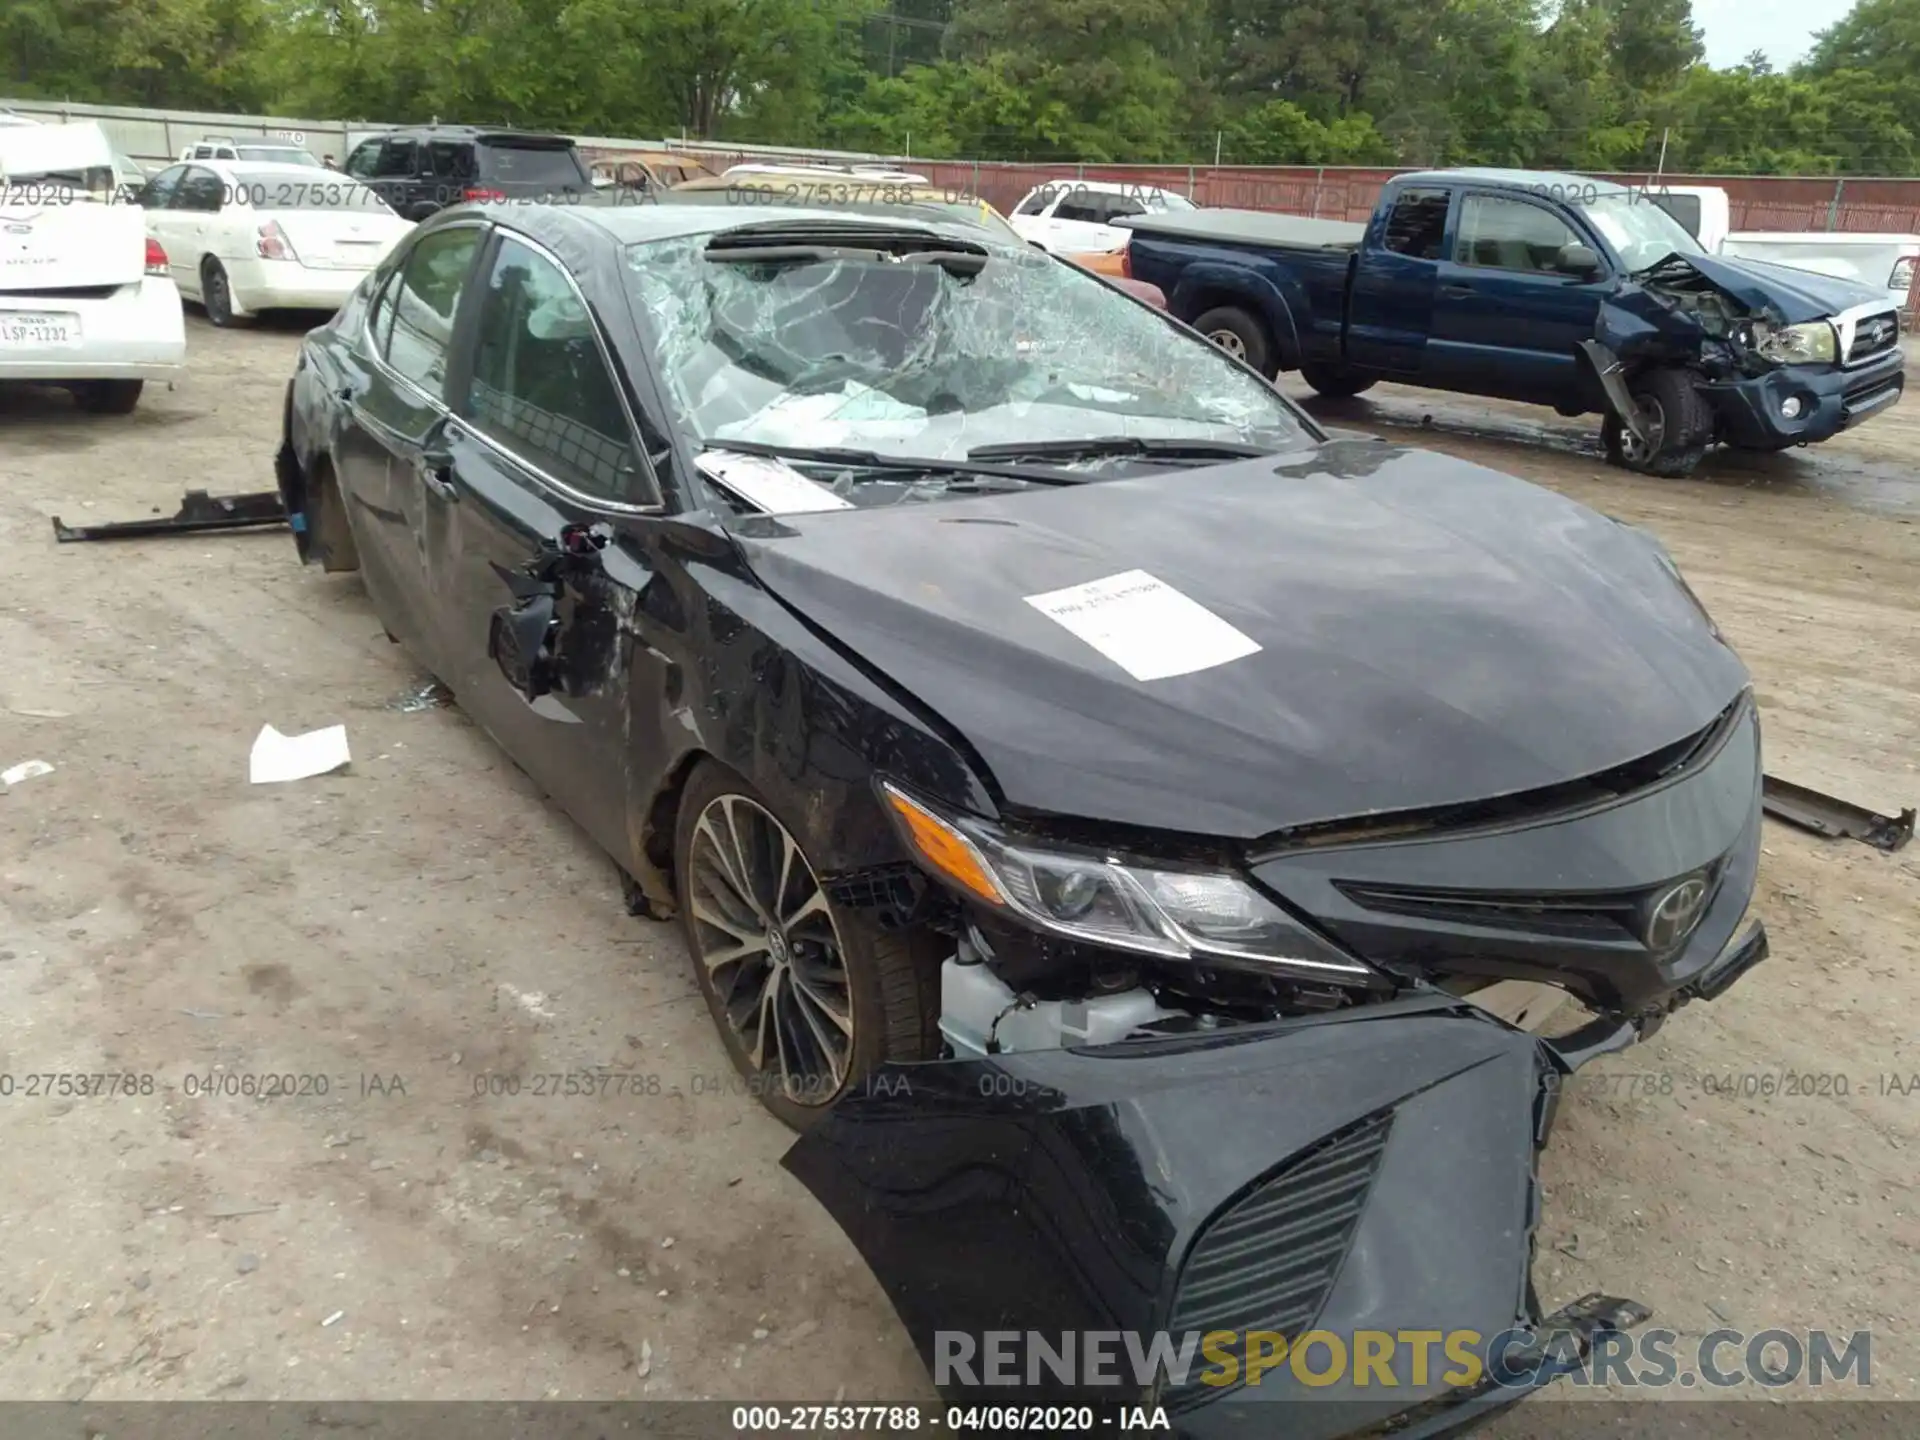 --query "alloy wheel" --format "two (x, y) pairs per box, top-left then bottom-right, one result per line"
(685, 793), (854, 1106)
